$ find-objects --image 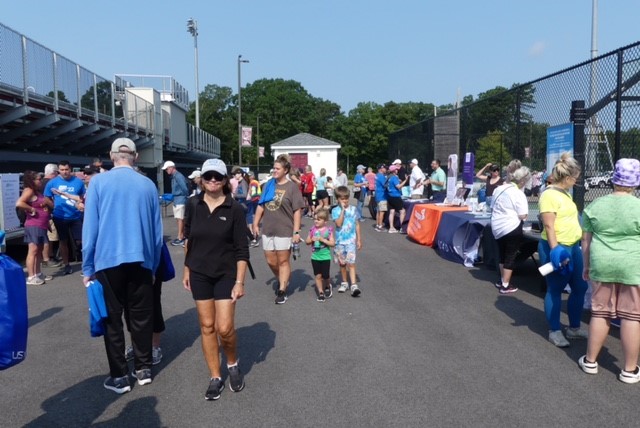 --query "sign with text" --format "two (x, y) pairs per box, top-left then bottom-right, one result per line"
(546, 124), (574, 175)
